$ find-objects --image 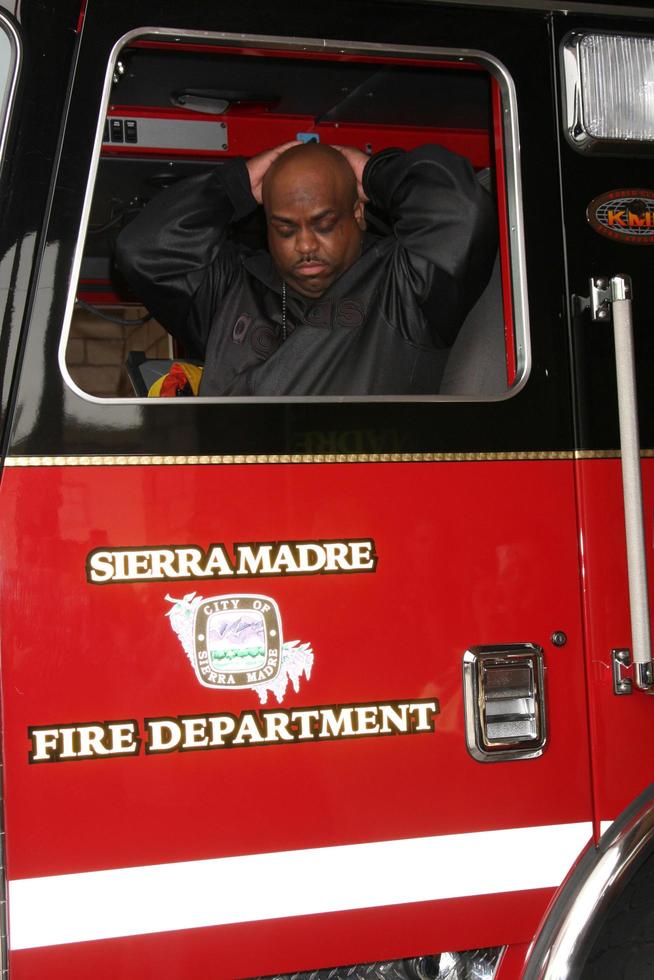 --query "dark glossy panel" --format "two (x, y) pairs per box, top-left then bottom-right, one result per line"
(554, 11), (654, 451)
(0, 2), (79, 457)
(9, 1), (573, 456)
